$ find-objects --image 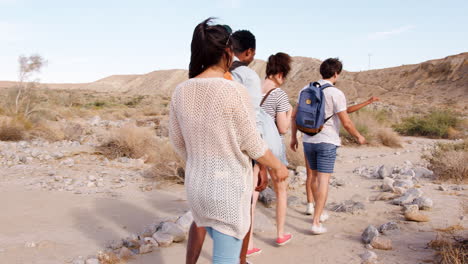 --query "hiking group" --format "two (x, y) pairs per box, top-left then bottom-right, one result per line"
(169, 18), (380, 264)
